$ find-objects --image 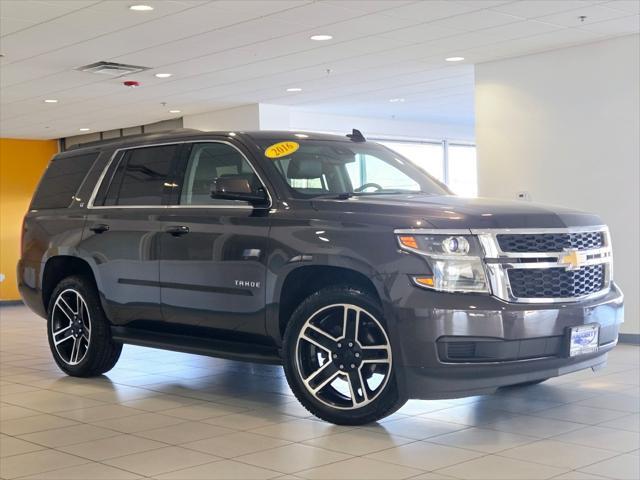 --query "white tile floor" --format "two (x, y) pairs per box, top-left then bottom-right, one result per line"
(0, 304), (638, 480)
